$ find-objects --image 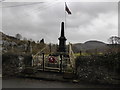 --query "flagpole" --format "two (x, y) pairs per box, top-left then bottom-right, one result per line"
(65, 2), (66, 31)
